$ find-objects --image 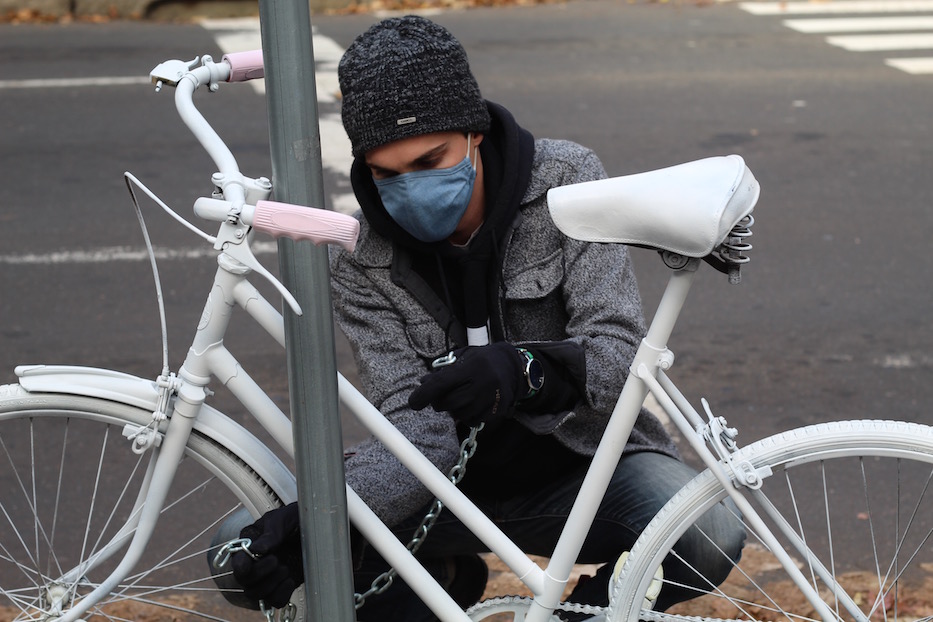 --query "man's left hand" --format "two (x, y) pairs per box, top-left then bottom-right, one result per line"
(408, 342), (525, 426)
